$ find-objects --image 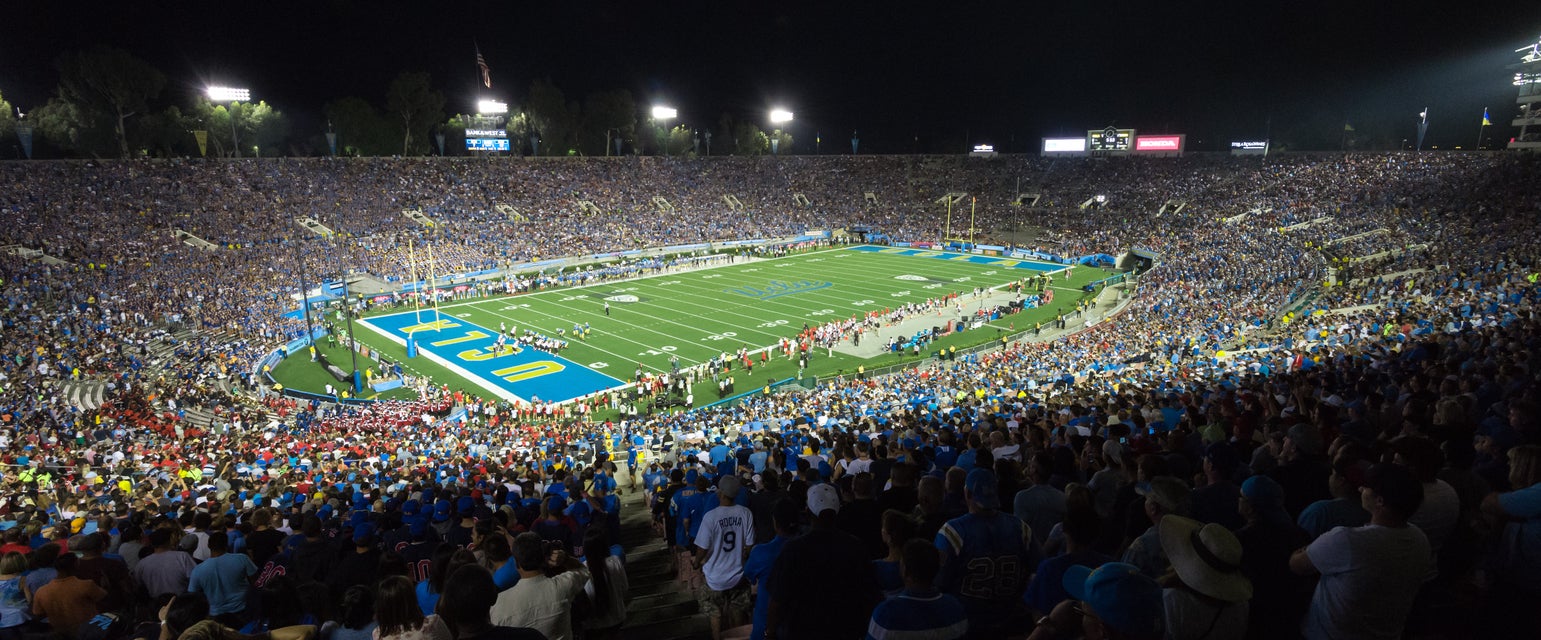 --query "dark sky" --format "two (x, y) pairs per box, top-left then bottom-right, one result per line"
(4, 0), (1540, 152)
